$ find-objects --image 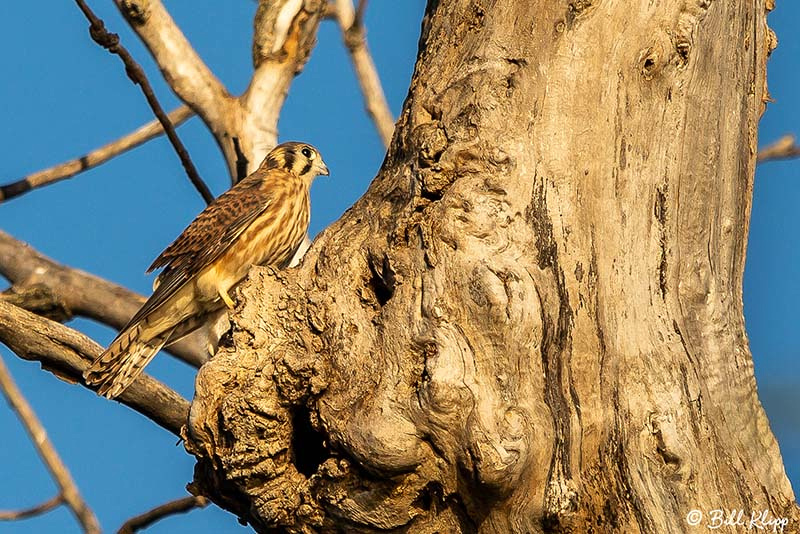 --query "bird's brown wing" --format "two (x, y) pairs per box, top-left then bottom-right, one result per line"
(126, 171), (277, 327)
